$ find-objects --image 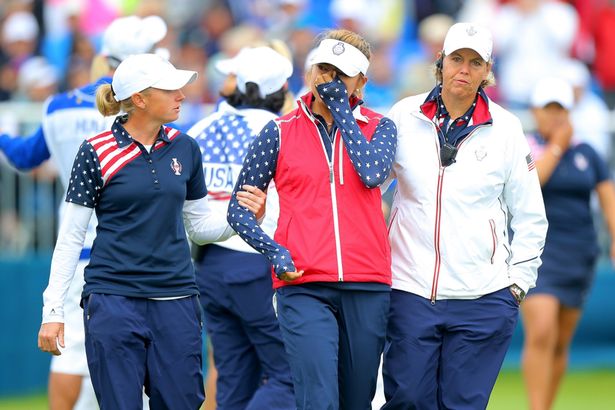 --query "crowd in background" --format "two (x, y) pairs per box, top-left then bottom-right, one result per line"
(2, 0), (615, 114)
(1, 0), (615, 253)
